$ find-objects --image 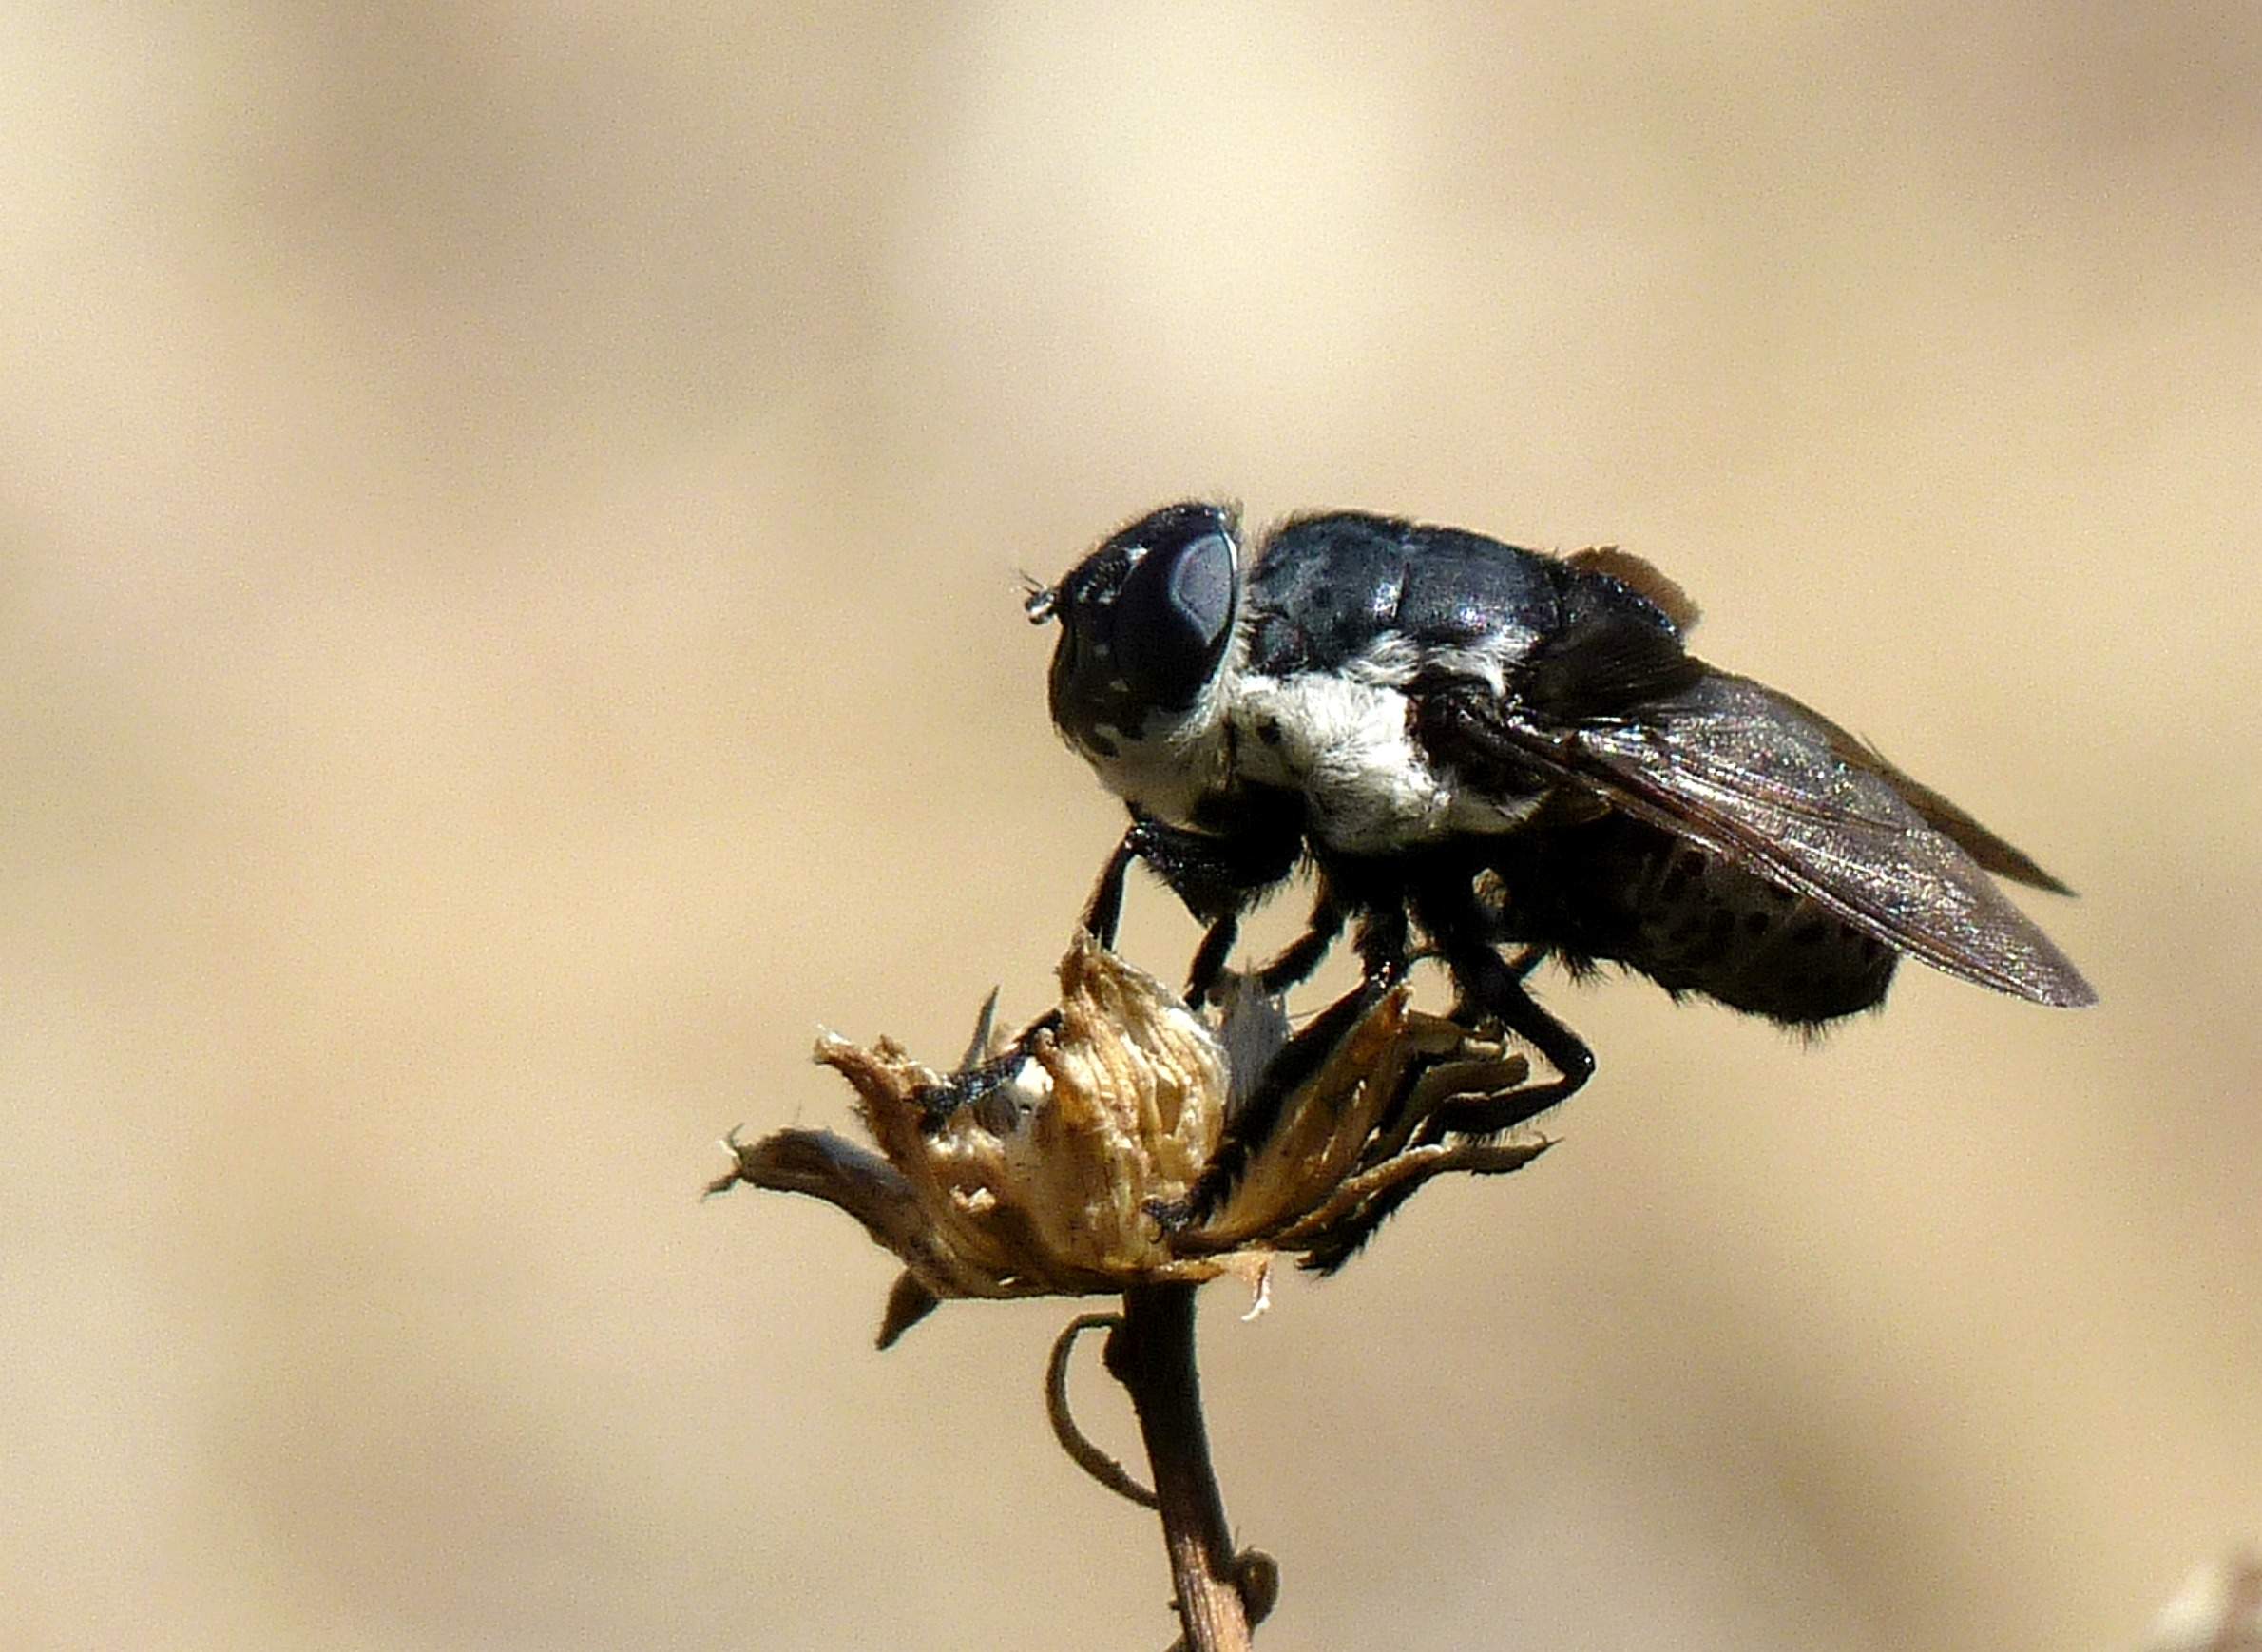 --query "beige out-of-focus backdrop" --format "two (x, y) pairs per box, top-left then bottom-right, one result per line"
(4, 6), (2257, 1649)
